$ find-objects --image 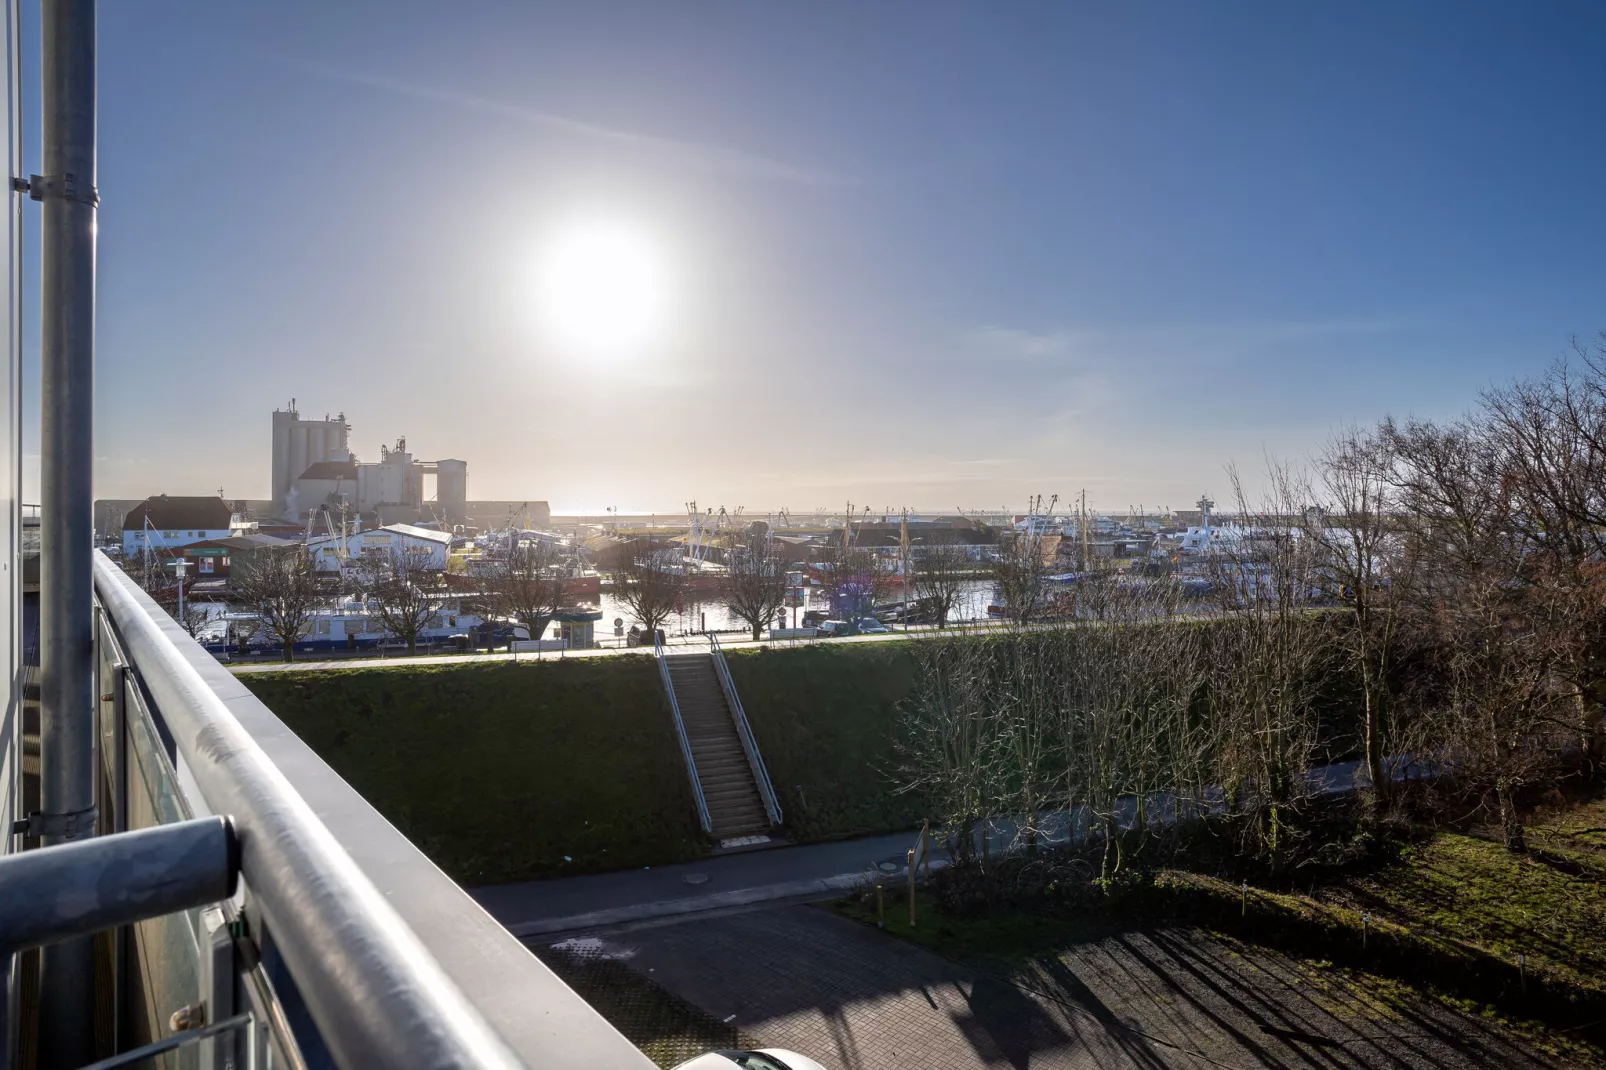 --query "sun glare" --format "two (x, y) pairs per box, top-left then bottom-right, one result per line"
(535, 216), (673, 359)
